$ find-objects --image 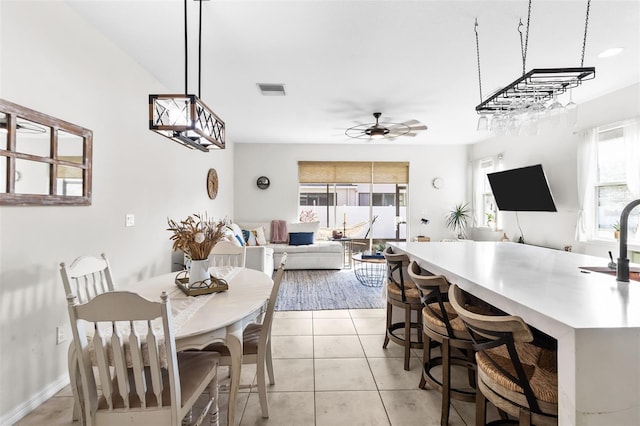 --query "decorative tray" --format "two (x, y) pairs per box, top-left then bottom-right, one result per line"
(174, 271), (229, 296)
